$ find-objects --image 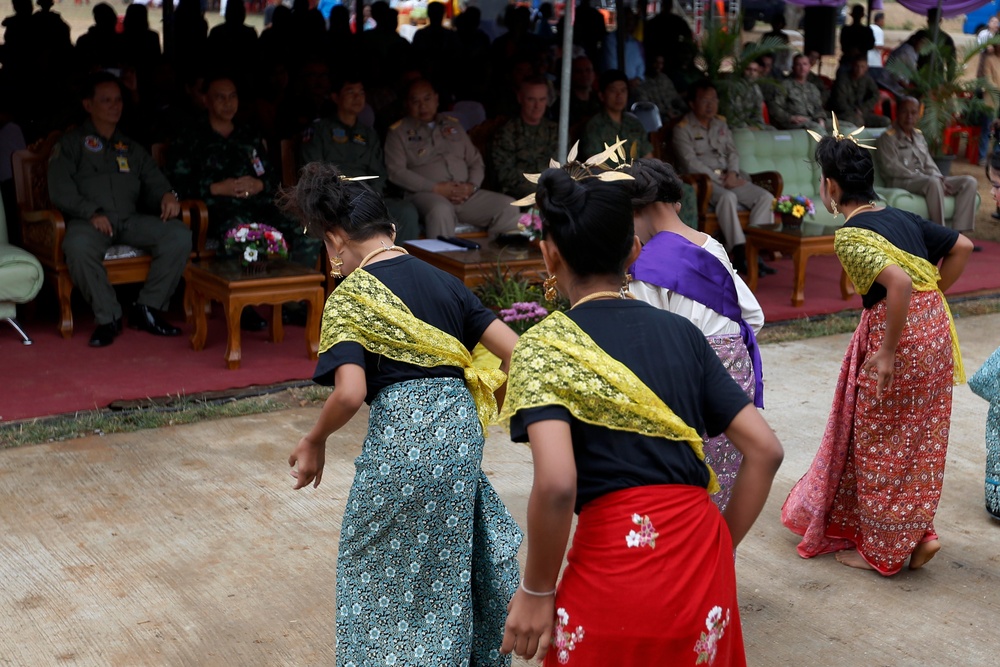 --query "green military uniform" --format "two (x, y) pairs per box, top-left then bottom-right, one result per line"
(722, 78), (768, 130)
(672, 112), (774, 250)
(635, 73), (687, 122)
(48, 120), (191, 326)
(768, 79), (826, 132)
(299, 116), (420, 242)
(567, 94), (602, 127)
(579, 111), (653, 164)
(168, 118), (321, 268)
(875, 126), (977, 231)
(806, 72), (830, 106)
(491, 116), (559, 199)
(385, 114), (520, 238)
(828, 73), (890, 129)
